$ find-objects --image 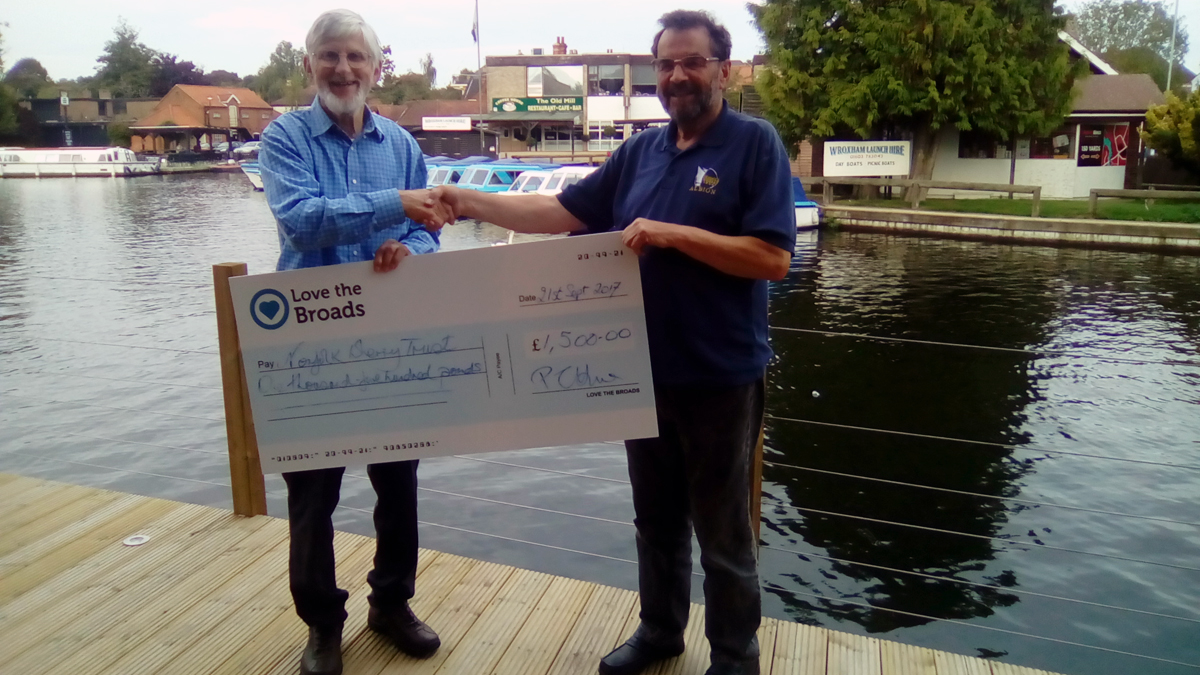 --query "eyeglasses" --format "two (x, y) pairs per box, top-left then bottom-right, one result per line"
(650, 56), (721, 73)
(313, 50), (370, 66)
